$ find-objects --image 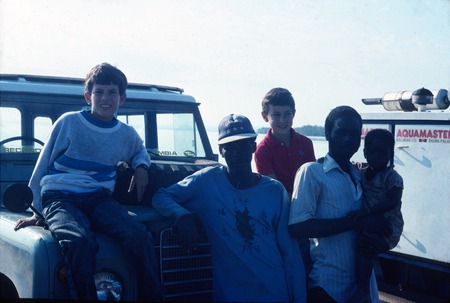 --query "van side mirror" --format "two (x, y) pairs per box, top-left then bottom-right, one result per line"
(3, 183), (33, 213)
(3, 183), (48, 228)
